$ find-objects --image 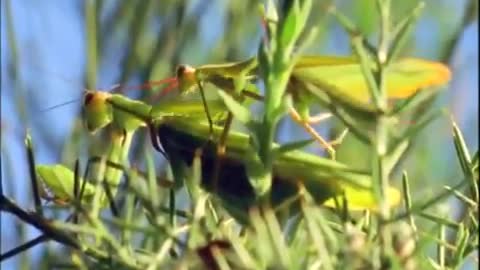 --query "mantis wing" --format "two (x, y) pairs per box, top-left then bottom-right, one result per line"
(292, 56), (451, 105)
